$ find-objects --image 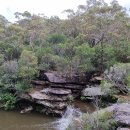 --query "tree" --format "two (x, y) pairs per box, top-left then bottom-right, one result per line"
(18, 50), (38, 89)
(73, 44), (95, 73)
